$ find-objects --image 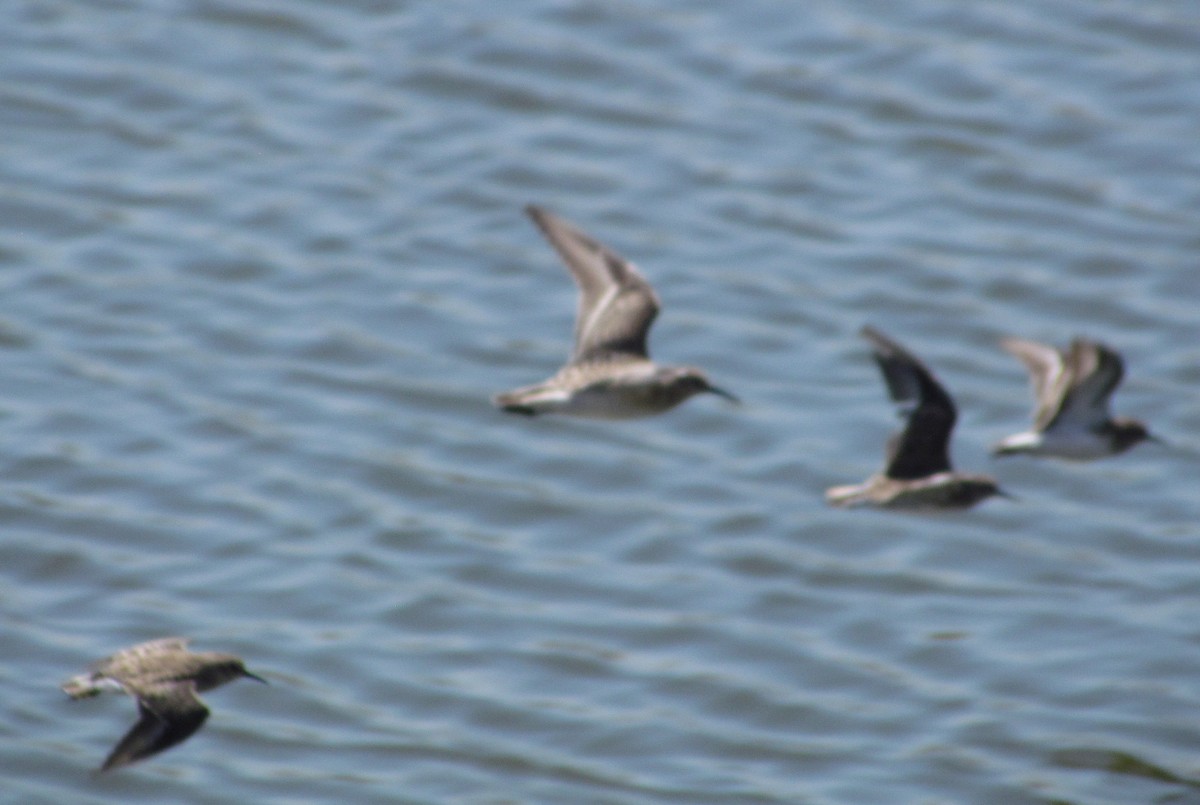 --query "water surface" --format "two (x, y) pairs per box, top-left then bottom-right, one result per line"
(3, 1), (1199, 803)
